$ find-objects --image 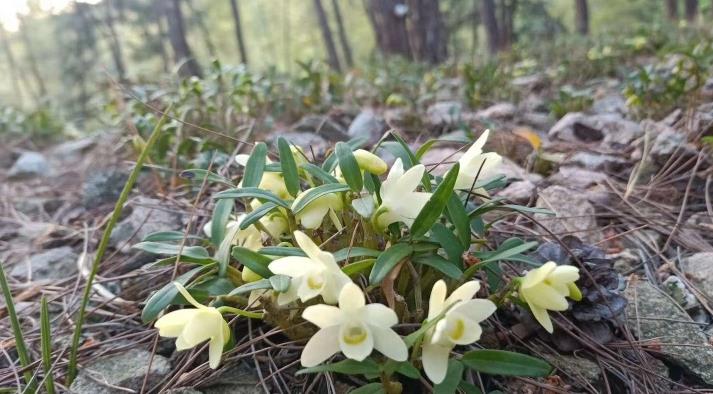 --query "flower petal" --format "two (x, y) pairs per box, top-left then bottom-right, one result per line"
(303, 304), (343, 328)
(521, 261), (557, 289)
(371, 326), (407, 361)
(338, 323), (374, 361)
(529, 302), (554, 333)
(268, 256), (319, 277)
(445, 313), (482, 345)
(175, 309), (220, 349)
(445, 281), (480, 306)
(294, 231), (323, 261)
(524, 283), (569, 311)
(155, 309), (197, 337)
(301, 326), (341, 367)
(422, 342), (451, 384)
(363, 303), (399, 328)
(338, 283), (365, 313)
(549, 265), (580, 283)
(173, 282), (205, 309)
(321, 270), (351, 305)
(298, 204), (330, 229)
(449, 298), (496, 323)
(428, 280), (448, 320)
(396, 164), (425, 193)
